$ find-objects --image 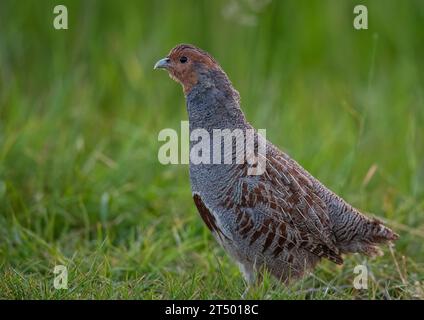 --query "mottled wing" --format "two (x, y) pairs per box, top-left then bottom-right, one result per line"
(222, 147), (343, 265)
